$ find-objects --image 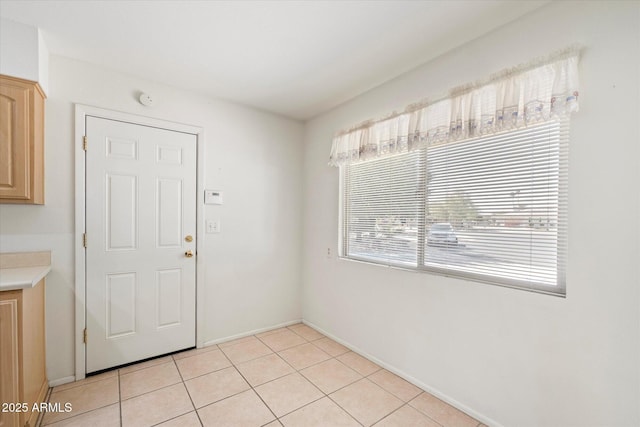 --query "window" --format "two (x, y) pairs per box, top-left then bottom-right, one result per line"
(334, 52), (580, 295)
(341, 119), (568, 295)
